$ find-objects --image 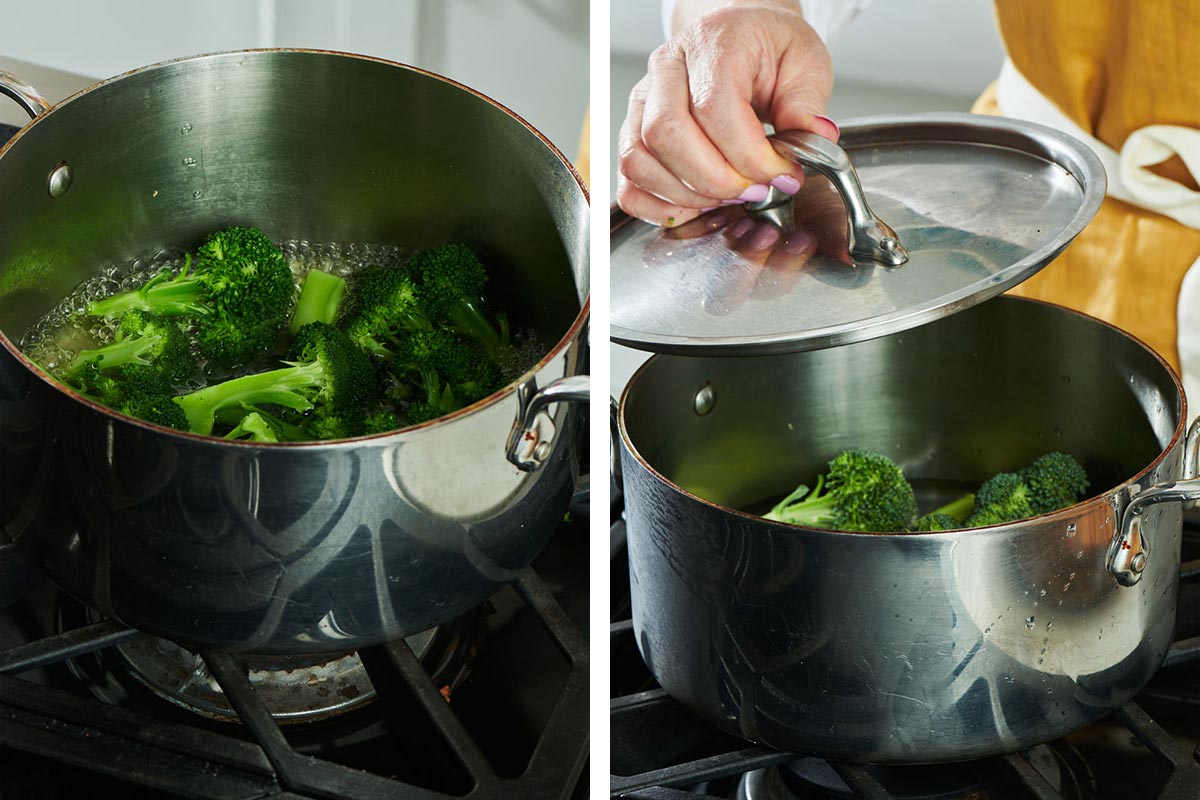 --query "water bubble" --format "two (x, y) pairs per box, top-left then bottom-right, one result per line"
(1025, 616), (1036, 630)
(181, 122), (193, 134)
(182, 156), (198, 167)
